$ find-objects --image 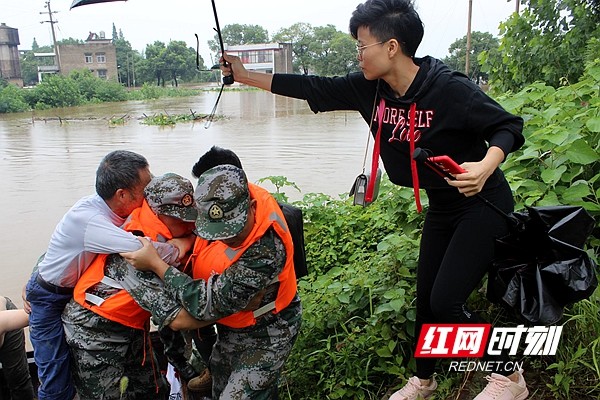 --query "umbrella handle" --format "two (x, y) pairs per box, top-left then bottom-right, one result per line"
(211, 0), (234, 85)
